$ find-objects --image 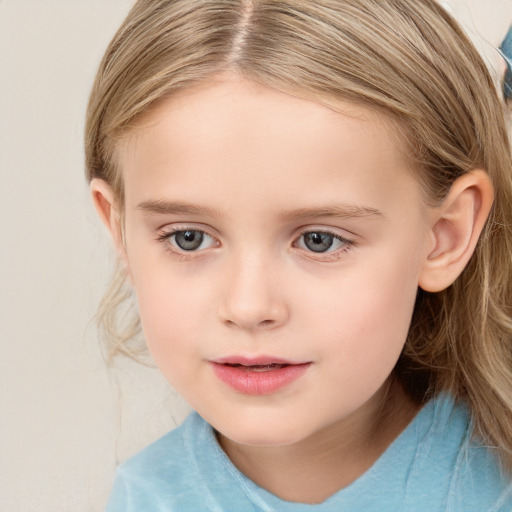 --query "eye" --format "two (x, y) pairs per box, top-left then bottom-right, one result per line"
(296, 230), (351, 254)
(158, 228), (217, 252)
(173, 230), (206, 251)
